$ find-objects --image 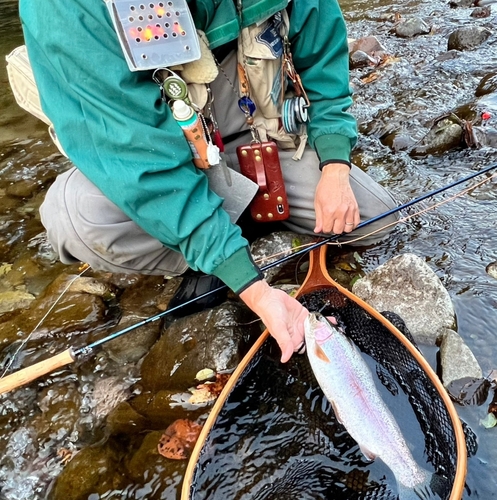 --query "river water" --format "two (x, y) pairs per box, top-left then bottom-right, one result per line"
(1, 0), (497, 498)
